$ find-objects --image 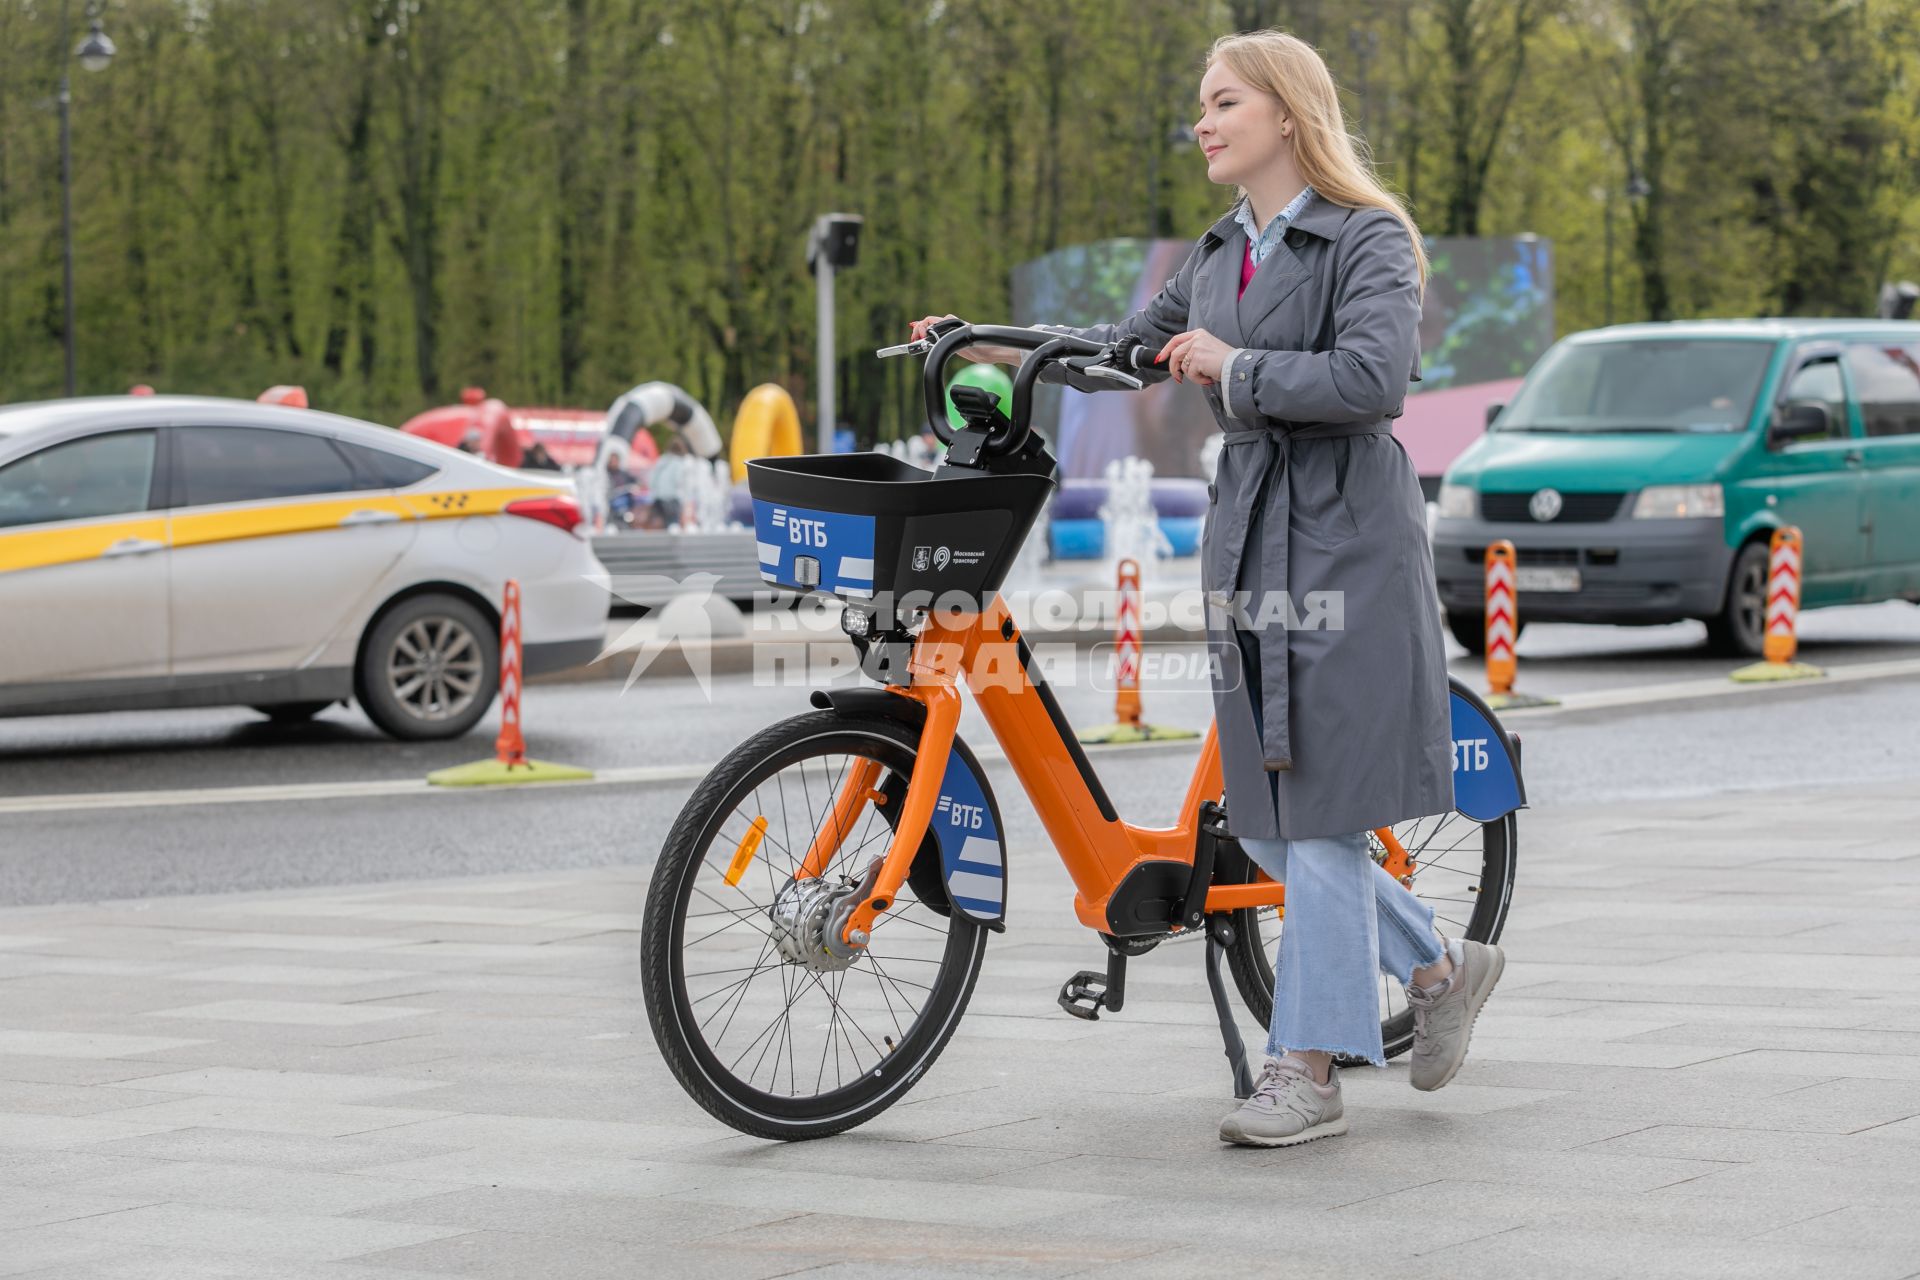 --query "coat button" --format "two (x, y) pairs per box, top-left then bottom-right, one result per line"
(1286, 228), (1306, 248)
